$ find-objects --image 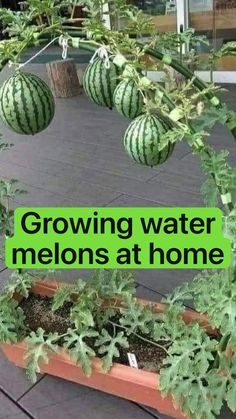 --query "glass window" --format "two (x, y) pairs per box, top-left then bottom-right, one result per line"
(189, 0), (236, 70)
(132, 0), (177, 32)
